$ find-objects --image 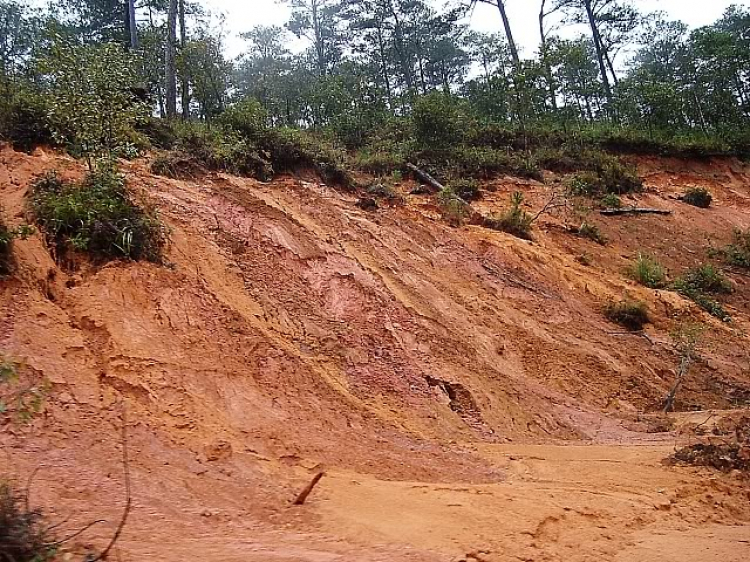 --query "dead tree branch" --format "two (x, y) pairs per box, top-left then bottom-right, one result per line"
(600, 207), (672, 216)
(406, 163), (444, 192)
(292, 472), (325, 506)
(90, 408), (132, 561)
